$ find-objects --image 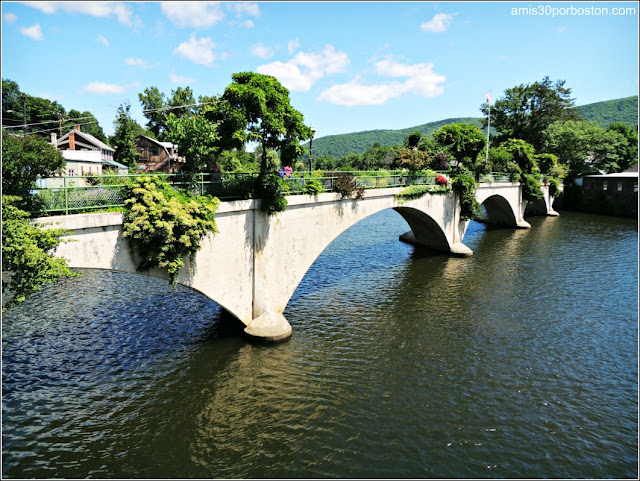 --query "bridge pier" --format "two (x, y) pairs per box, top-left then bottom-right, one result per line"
(244, 311), (292, 342)
(398, 231), (472, 256)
